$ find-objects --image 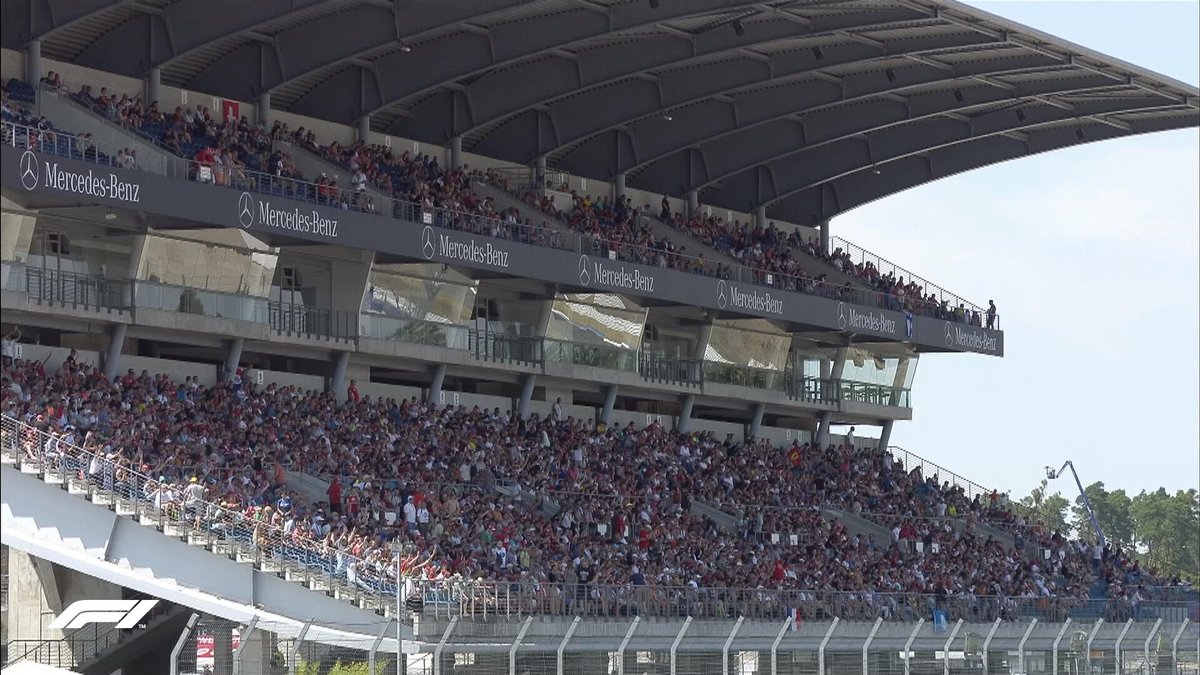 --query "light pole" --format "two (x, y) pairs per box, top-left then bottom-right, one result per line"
(395, 549), (405, 675)
(1046, 460), (1106, 548)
